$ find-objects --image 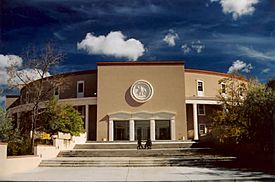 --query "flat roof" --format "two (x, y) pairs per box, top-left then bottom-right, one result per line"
(97, 61), (184, 66)
(185, 69), (246, 81)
